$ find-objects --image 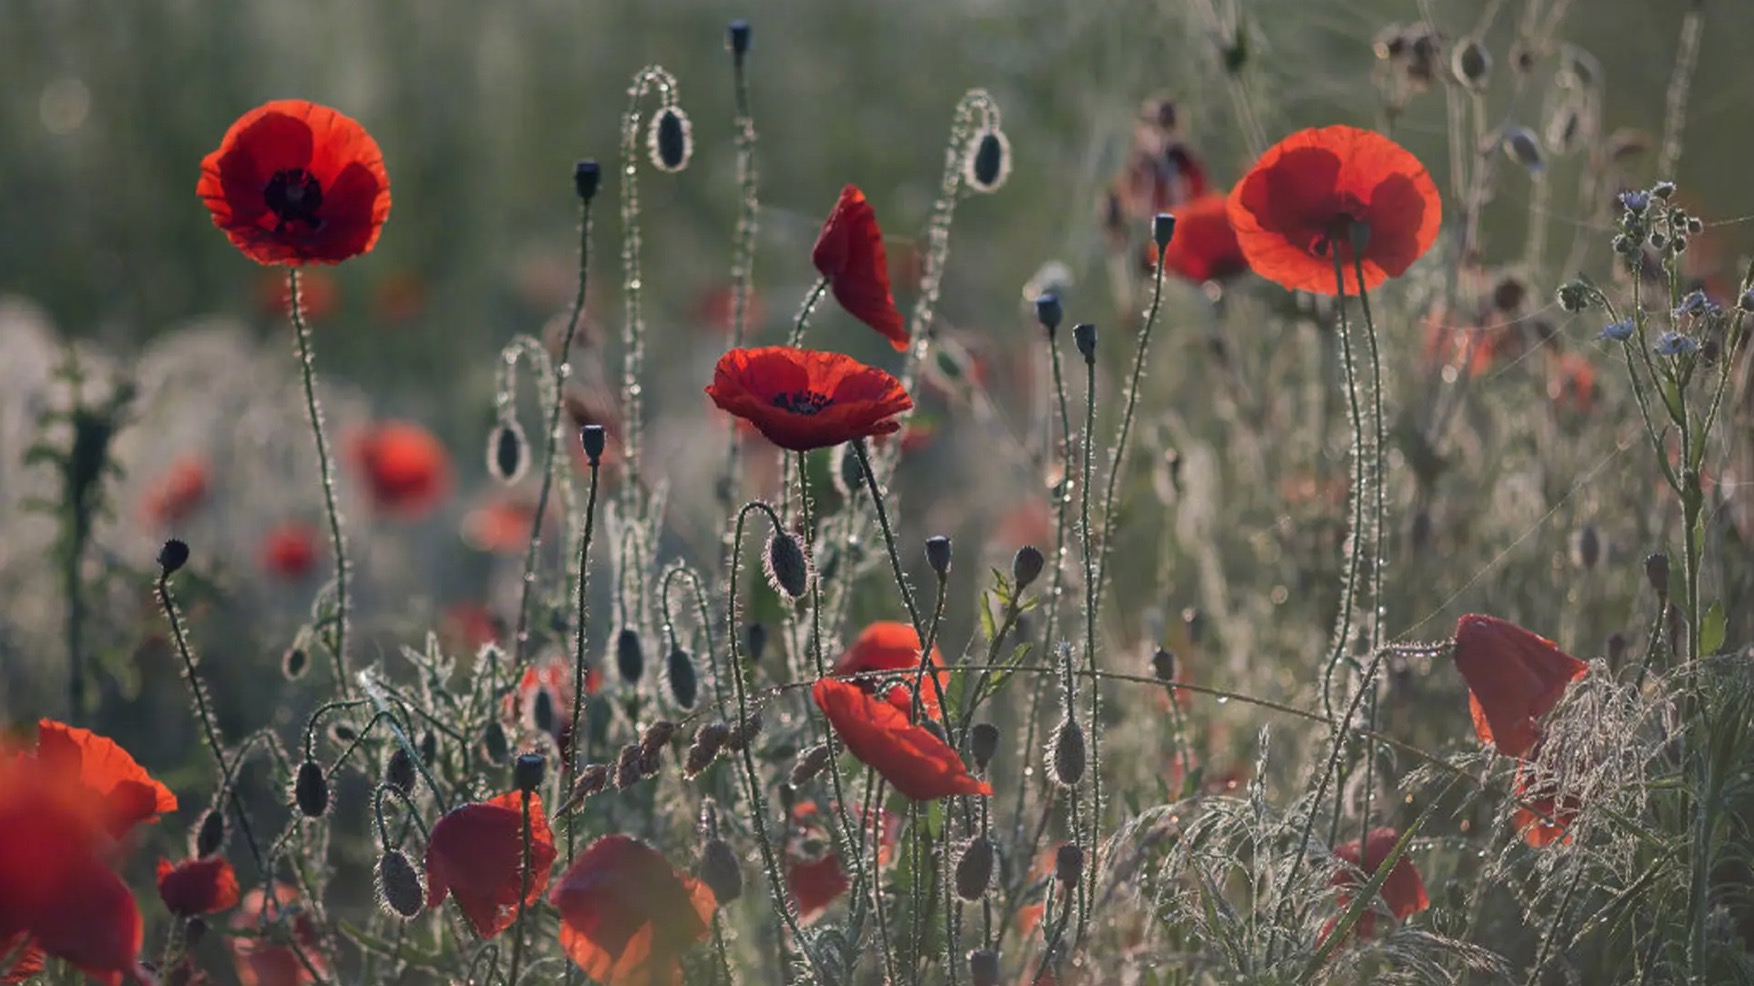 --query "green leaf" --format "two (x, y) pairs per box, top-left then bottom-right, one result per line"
(1701, 601), (1726, 656)
(978, 589), (997, 643)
